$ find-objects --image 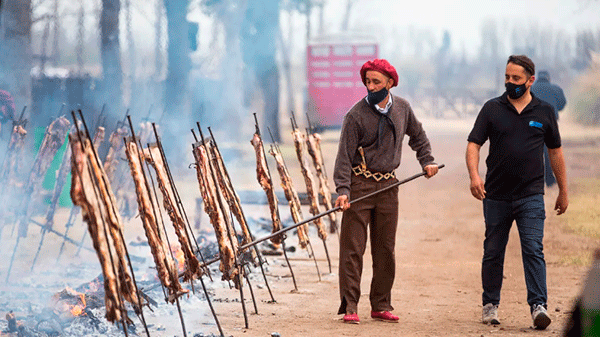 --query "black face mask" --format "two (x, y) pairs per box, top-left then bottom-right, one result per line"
(367, 87), (389, 106)
(505, 82), (528, 99)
